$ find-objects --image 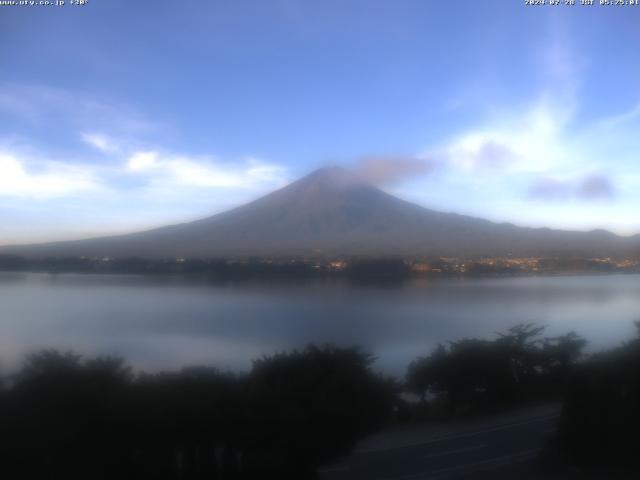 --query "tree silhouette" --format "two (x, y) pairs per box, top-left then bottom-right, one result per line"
(554, 321), (640, 473)
(0, 345), (397, 479)
(405, 324), (587, 418)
